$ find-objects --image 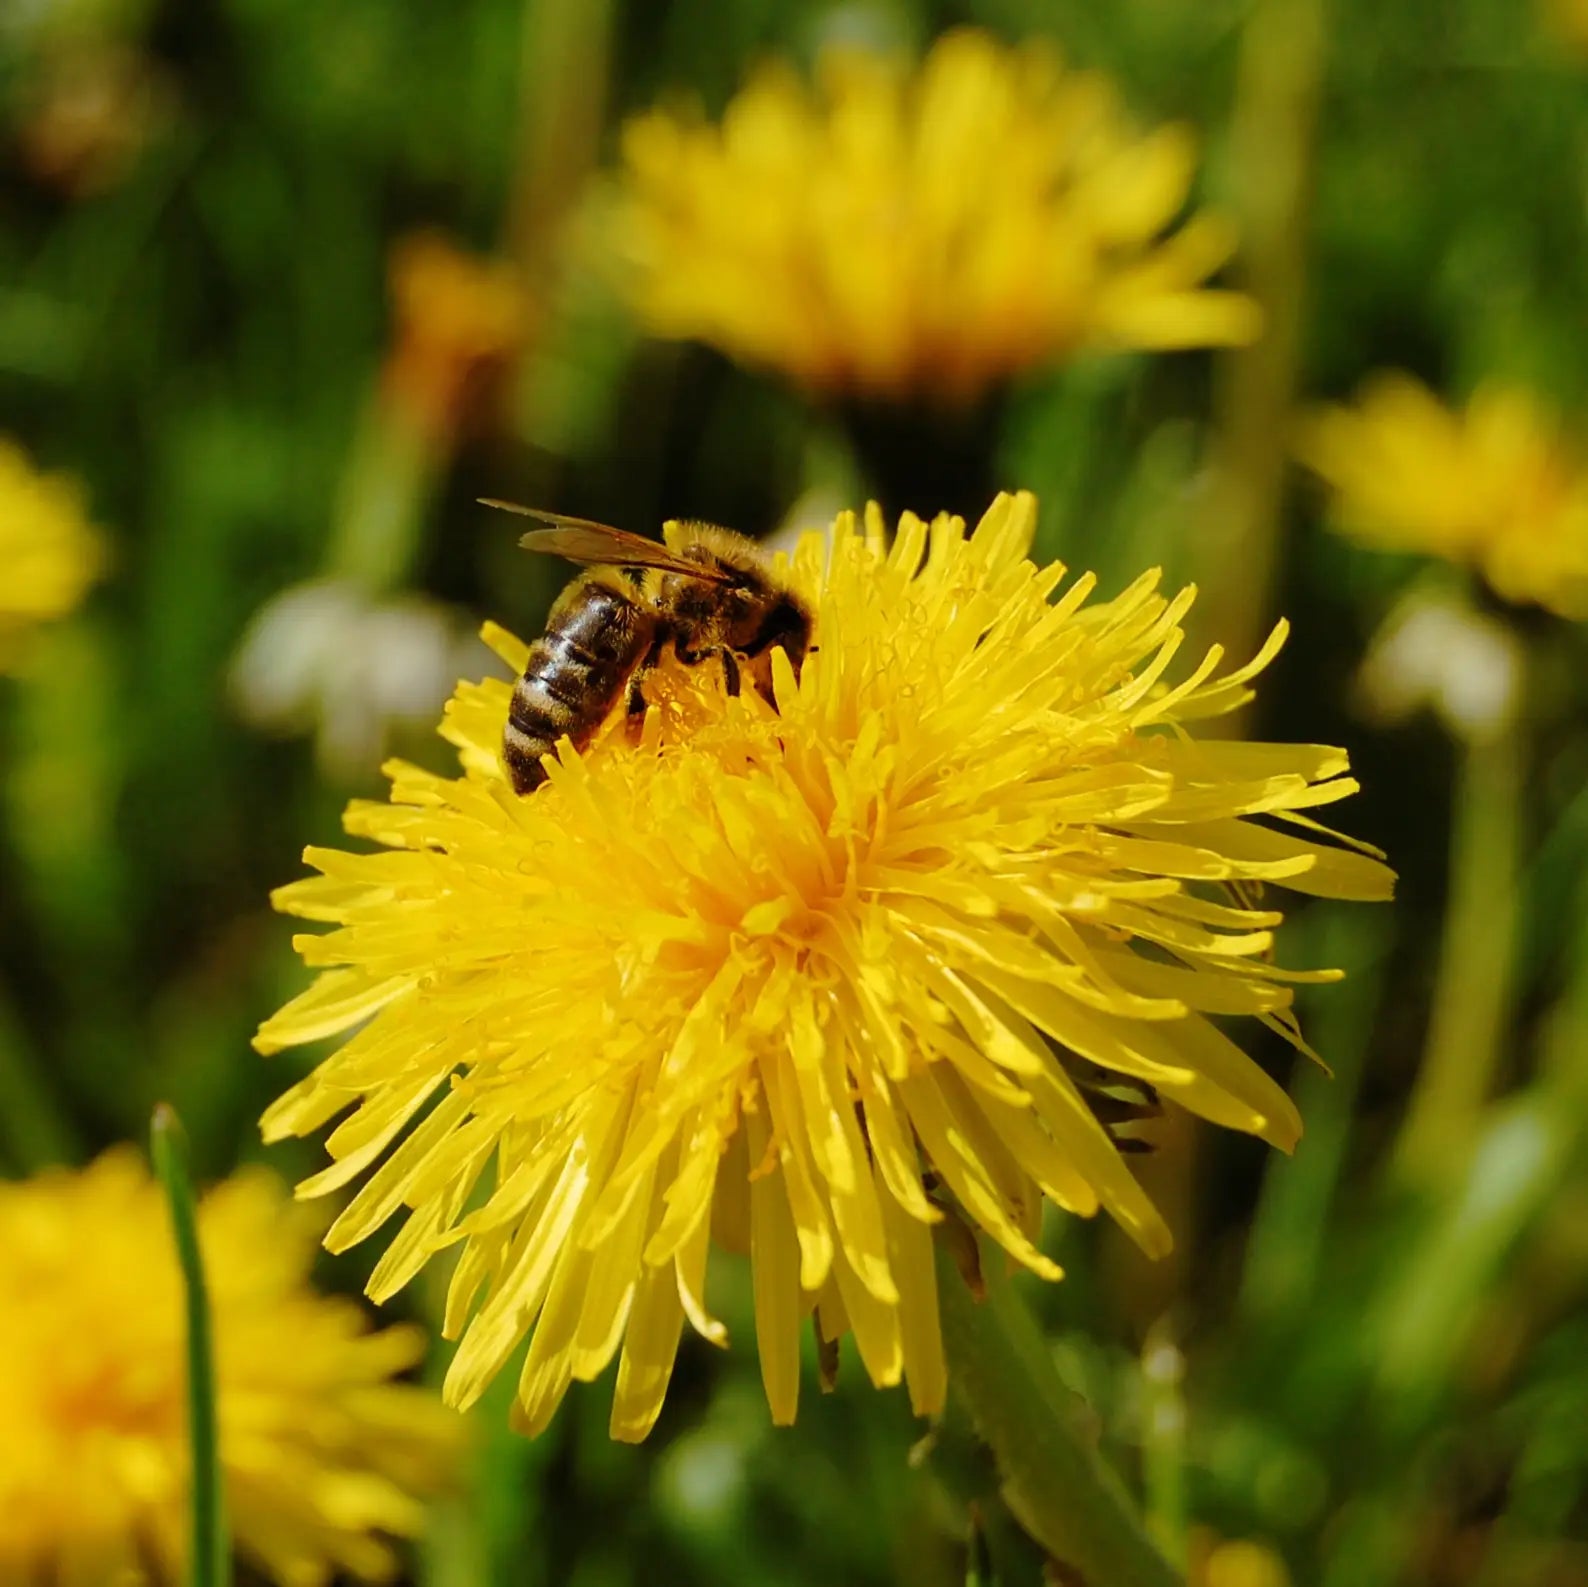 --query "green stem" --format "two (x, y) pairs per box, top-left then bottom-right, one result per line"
(509, 0), (612, 280)
(1139, 1328), (1188, 1563)
(1195, 0), (1327, 680)
(151, 1104), (230, 1587)
(937, 1246), (1183, 1587)
(1392, 719), (1522, 1189)
(326, 398), (443, 592)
